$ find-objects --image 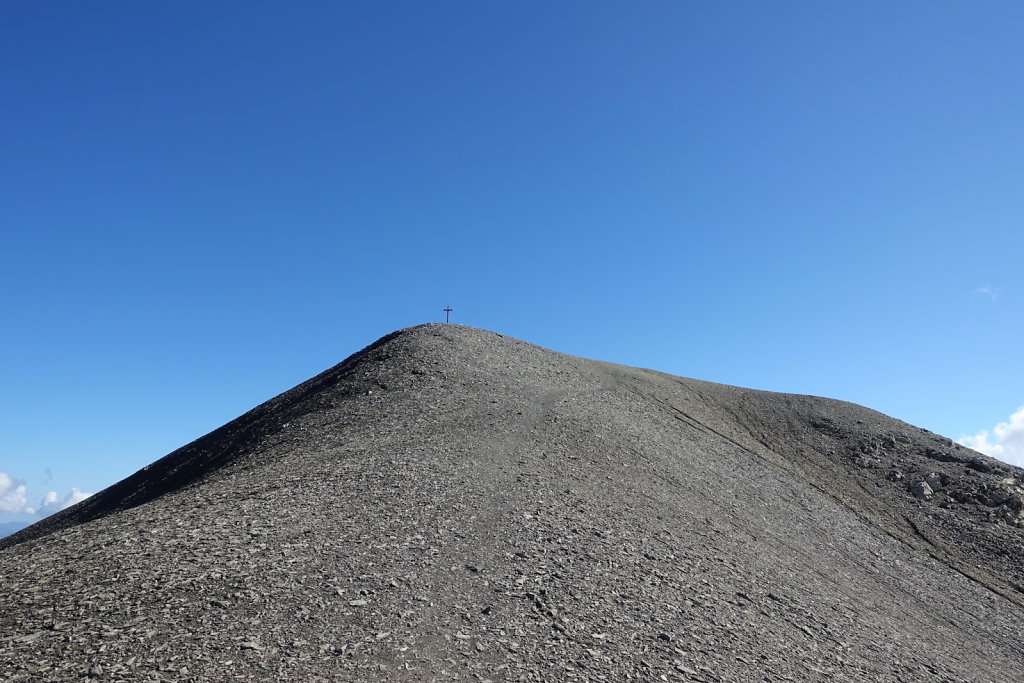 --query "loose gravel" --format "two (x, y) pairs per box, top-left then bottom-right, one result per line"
(2, 324), (1023, 682)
